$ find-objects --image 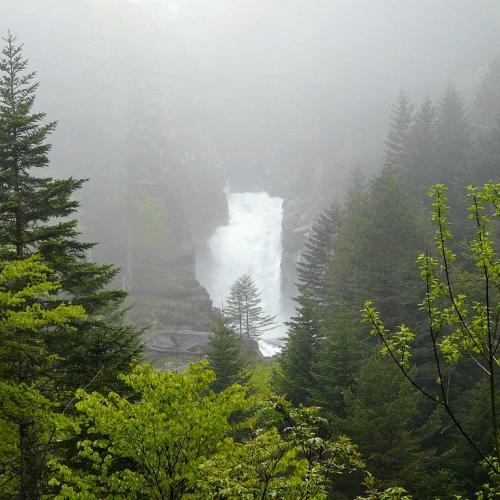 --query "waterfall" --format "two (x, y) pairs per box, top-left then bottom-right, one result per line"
(196, 191), (285, 356)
